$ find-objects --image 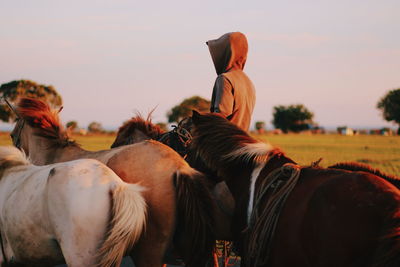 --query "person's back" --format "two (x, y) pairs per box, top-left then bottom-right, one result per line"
(207, 32), (256, 131)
